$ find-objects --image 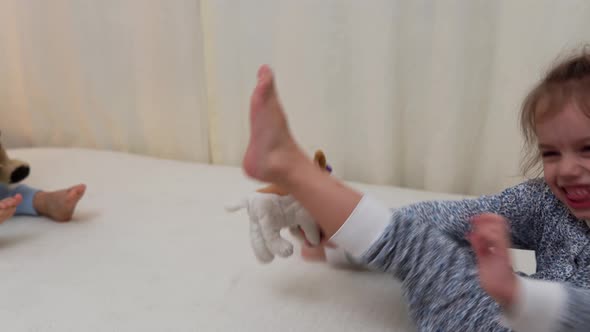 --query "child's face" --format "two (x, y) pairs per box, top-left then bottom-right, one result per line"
(537, 103), (590, 219)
